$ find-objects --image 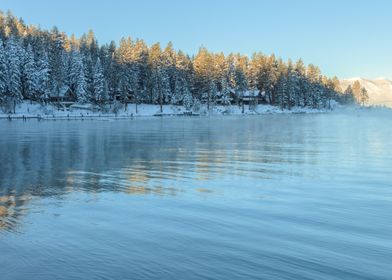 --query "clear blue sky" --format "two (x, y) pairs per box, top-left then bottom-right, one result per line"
(1, 0), (391, 79)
